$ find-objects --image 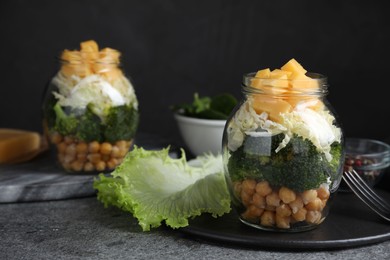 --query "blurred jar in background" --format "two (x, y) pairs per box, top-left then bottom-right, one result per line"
(42, 40), (139, 173)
